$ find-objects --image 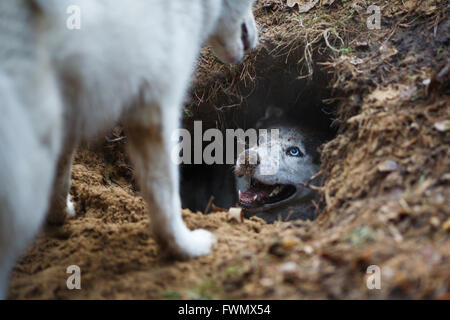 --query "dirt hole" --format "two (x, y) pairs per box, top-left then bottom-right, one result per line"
(181, 42), (338, 222)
